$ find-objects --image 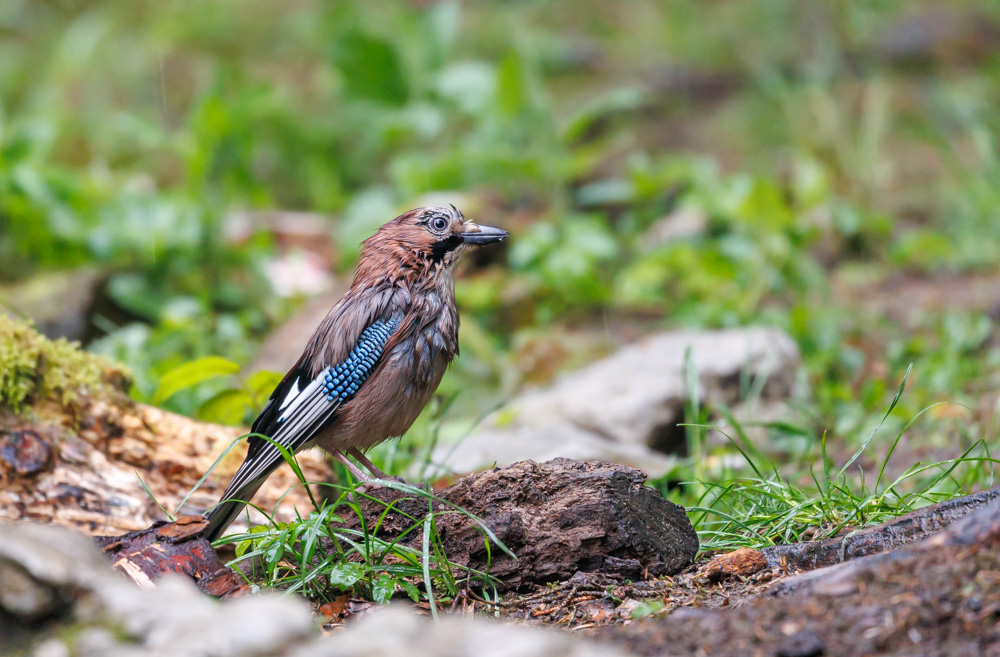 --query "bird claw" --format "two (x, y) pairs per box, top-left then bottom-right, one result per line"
(344, 475), (413, 503)
(352, 475), (407, 496)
